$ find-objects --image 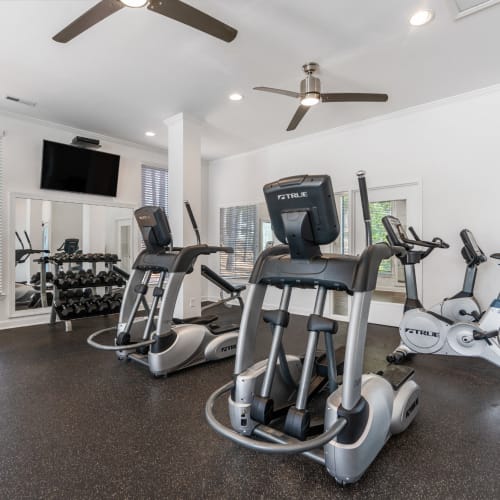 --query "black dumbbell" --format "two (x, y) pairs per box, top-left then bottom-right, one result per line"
(110, 273), (125, 287)
(99, 293), (121, 313)
(82, 298), (98, 315)
(55, 301), (75, 320)
(72, 299), (88, 317)
(77, 270), (93, 287)
(54, 273), (68, 289)
(96, 271), (113, 285)
(104, 293), (122, 313)
(96, 298), (110, 314)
